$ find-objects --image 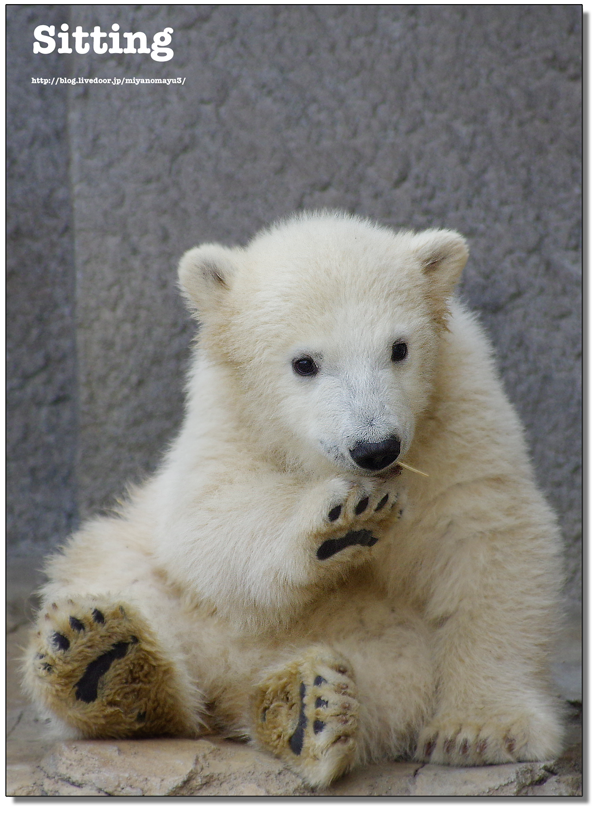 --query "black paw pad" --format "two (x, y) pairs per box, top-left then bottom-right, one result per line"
(328, 504), (342, 522)
(288, 675), (335, 755)
(354, 496), (369, 515)
(92, 609), (105, 625)
(51, 632), (70, 651)
(36, 654), (53, 673)
(313, 719), (326, 734)
(289, 682), (308, 755)
(74, 639), (136, 703)
(317, 529), (378, 560)
(375, 494), (389, 511)
(69, 616), (85, 632)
